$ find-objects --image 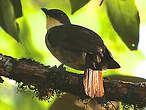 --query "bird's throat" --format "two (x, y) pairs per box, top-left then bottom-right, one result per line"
(46, 16), (63, 30)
